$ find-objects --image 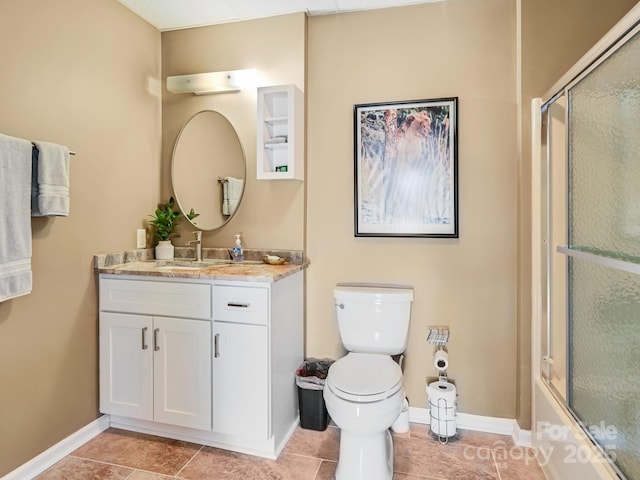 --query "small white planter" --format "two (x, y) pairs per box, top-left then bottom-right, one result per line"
(155, 240), (174, 260)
